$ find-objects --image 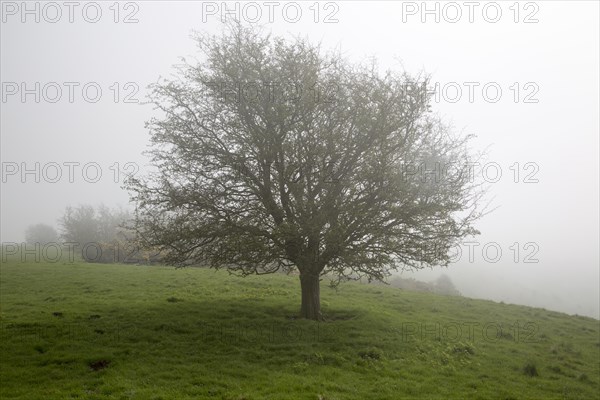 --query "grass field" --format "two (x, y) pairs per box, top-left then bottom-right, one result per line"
(0, 256), (599, 399)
